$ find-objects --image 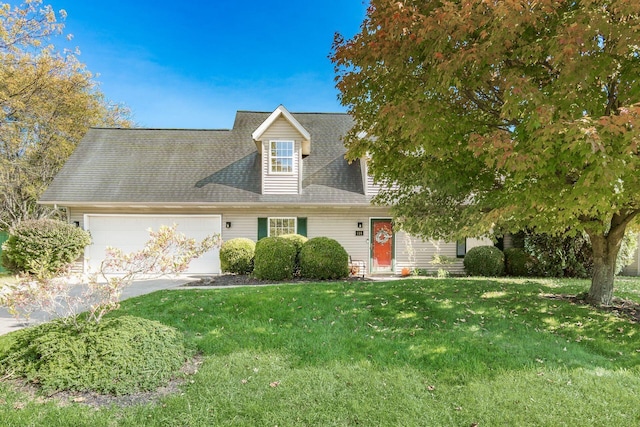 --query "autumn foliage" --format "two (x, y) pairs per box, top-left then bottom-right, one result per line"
(333, 0), (640, 305)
